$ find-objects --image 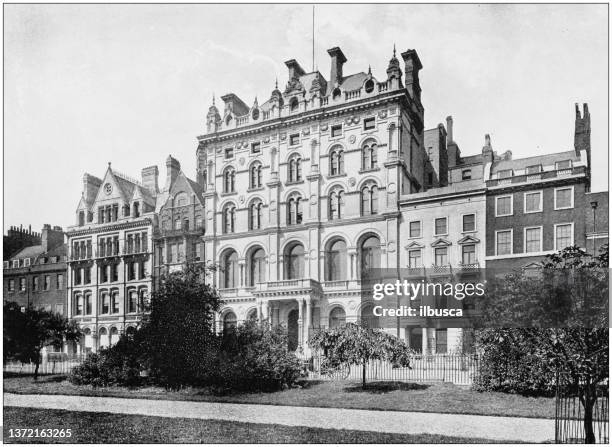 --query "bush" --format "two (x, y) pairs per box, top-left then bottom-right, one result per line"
(69, 335), (143, 388)
(211, 321), (302, 392)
